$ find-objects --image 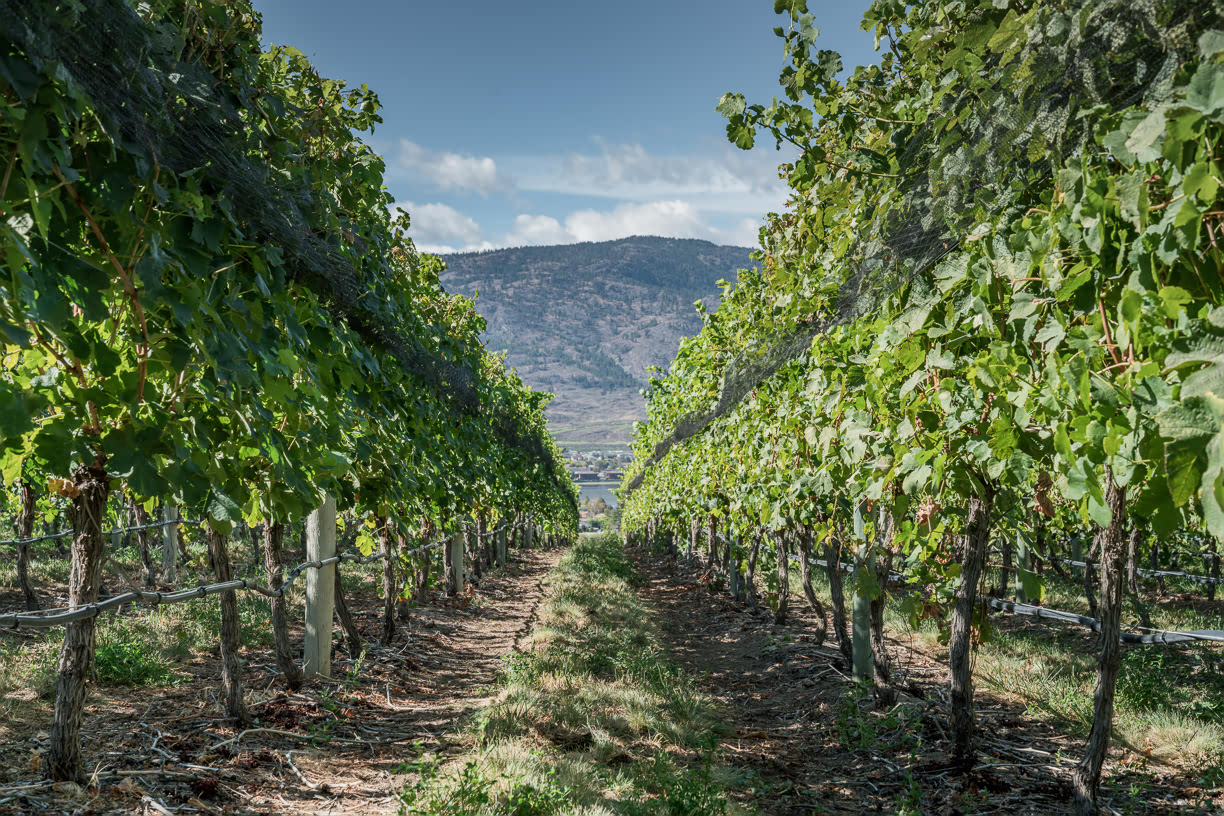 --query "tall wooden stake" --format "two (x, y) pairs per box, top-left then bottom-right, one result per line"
(263, 521), (302, 688)
(450, 529), (467, 592)
(1073, 473), (1128, 816)
(851, 544), (872, 682)
(379, 517), (398, 645)
(1015, 531), (1030, 603)
(161, 504), (178, 584)
(16, 480), (40, 611)
(304, 495), (336, 679)
(208, 525), (248, 722)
